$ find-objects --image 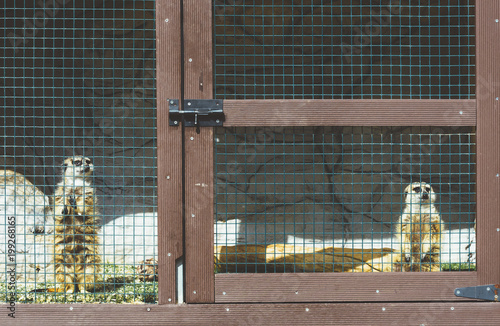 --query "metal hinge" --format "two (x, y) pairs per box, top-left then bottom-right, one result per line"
(455, 284), (500, 301)
(168, 99), (224, 127)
